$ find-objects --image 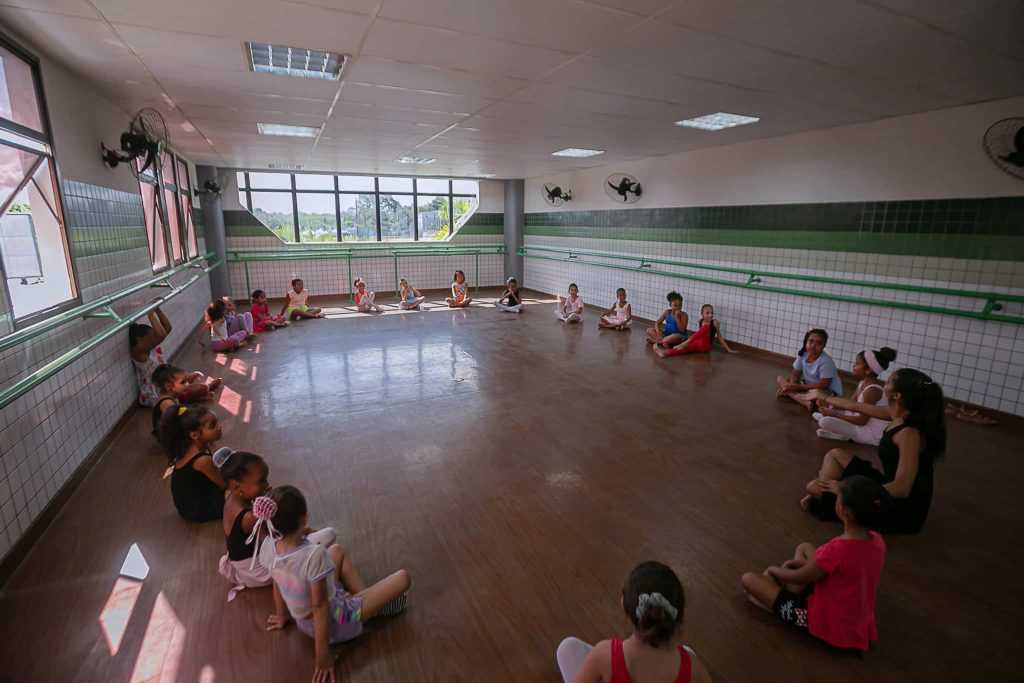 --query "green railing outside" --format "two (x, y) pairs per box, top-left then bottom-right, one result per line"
(520, 245), (1024, 324)
(227, 245), (505, 301)
(0, 253), (221, 411)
